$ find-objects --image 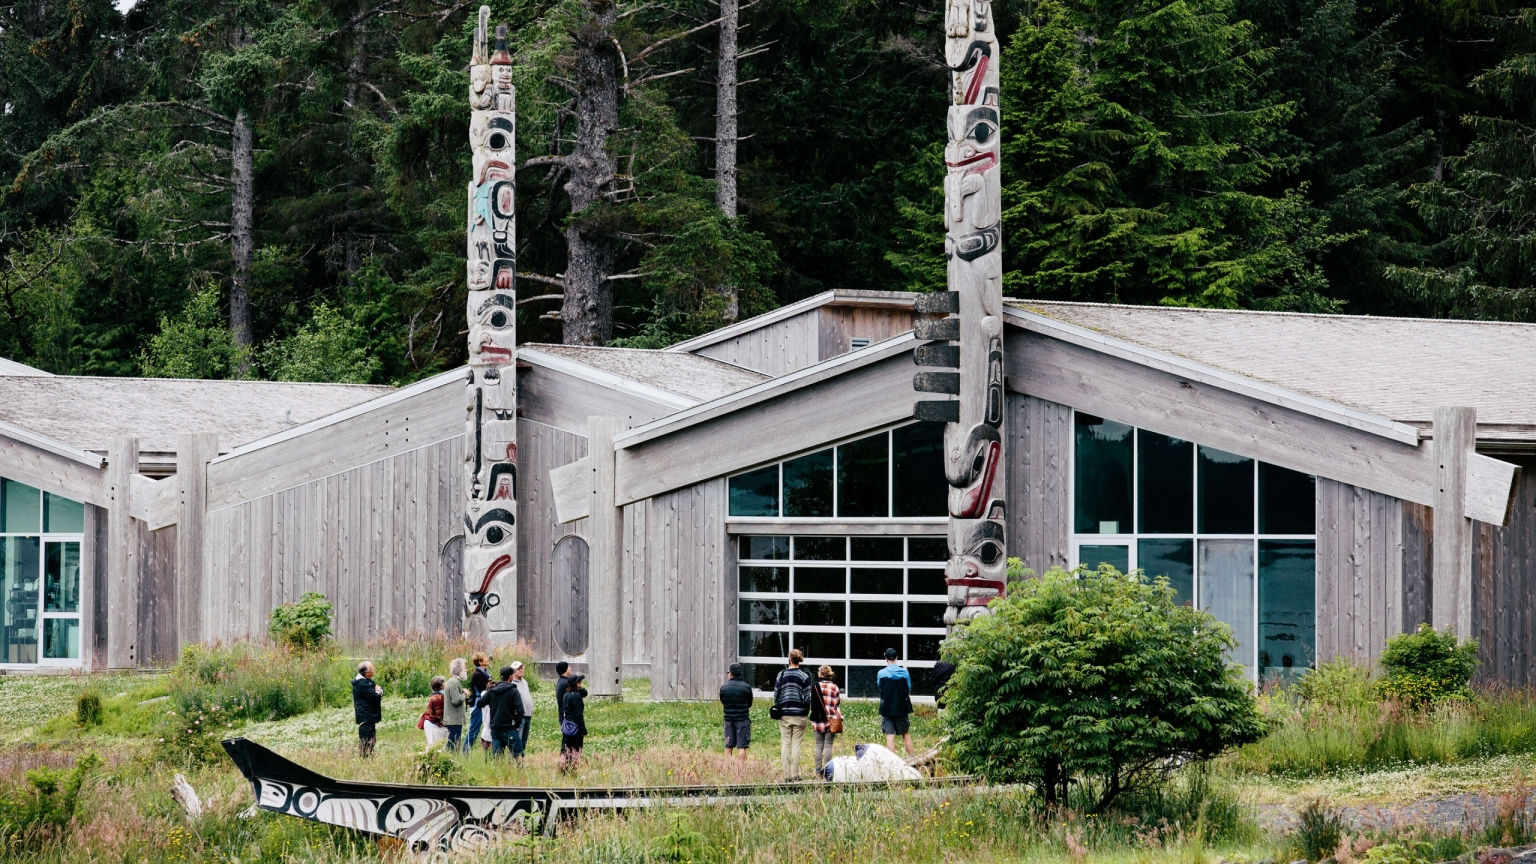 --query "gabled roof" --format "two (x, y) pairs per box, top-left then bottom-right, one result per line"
(522, 344), (769, 405)
(0, 358), (51, 376)
(665, 290), (919, 355)
(1009, 300), (1536, 440)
